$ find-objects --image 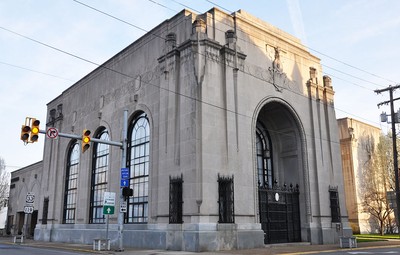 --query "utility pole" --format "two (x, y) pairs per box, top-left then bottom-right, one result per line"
(375, 84), (400, 230)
